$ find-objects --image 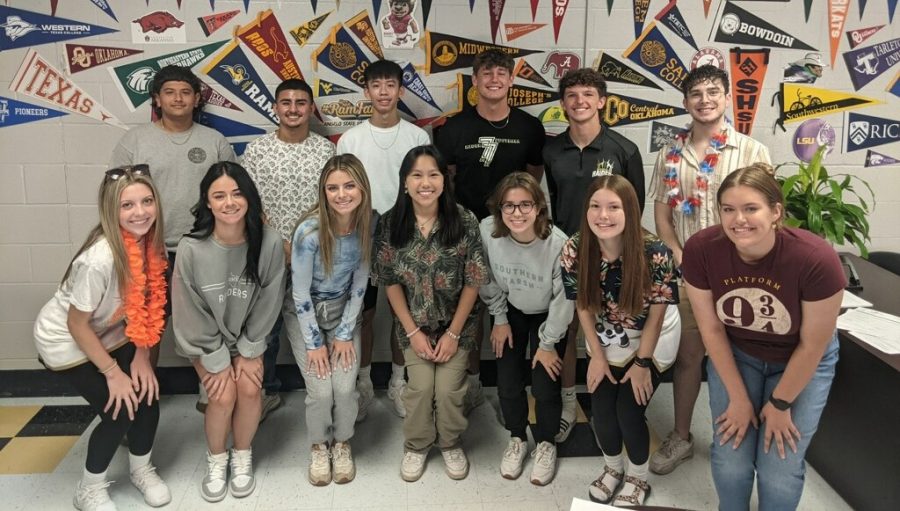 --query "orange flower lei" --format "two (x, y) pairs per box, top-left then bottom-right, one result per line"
(122, 230), (168, 348)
